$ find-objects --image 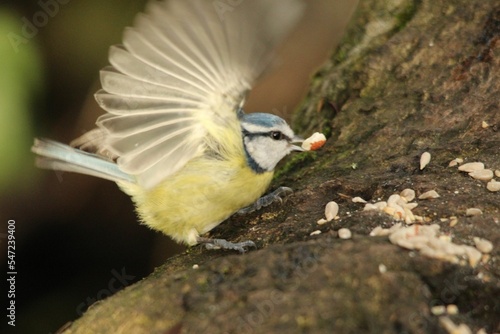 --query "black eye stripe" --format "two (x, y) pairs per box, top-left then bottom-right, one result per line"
(242, 129), (290, 141)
